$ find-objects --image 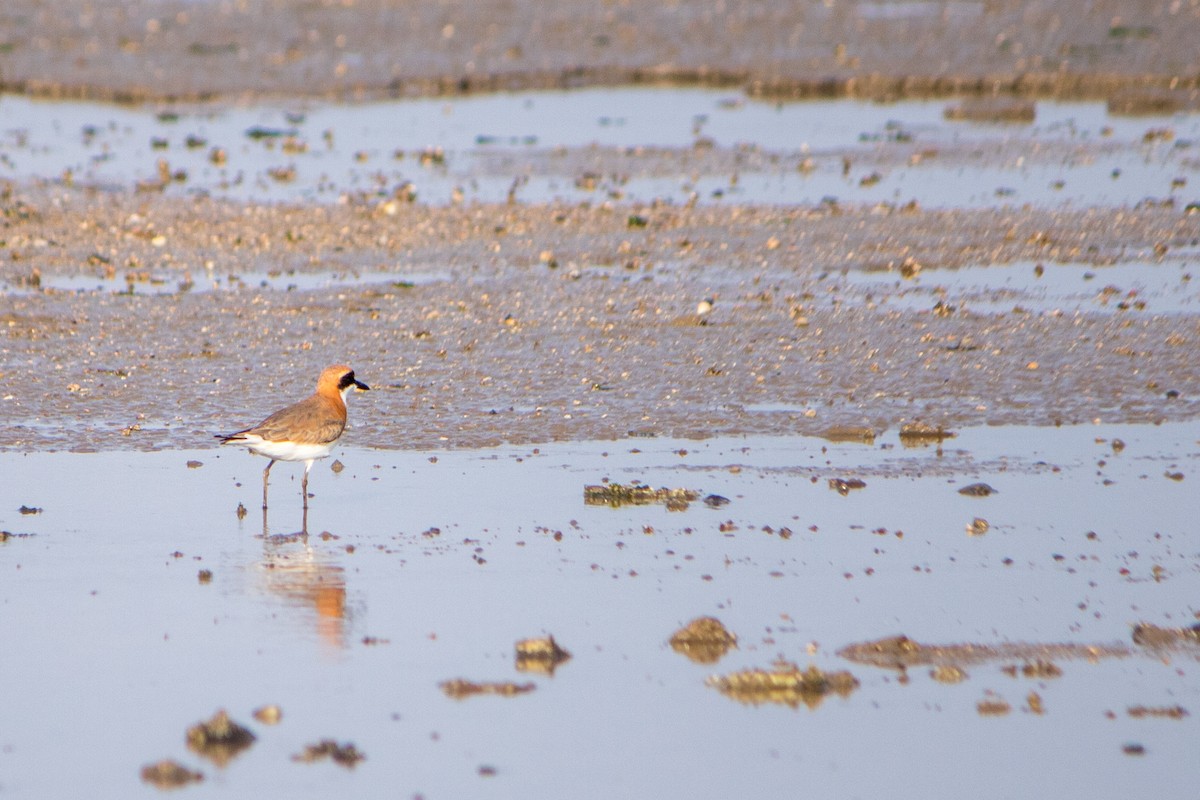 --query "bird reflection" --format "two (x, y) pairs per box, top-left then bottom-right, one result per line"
(255, 508), (351, 651)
